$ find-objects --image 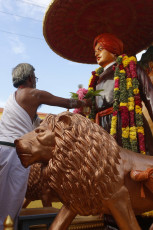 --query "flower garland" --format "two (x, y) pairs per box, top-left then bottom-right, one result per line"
(110, 54), (146, 154)
(88, 67), (104, 119)
(88, 67), (104, 90)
